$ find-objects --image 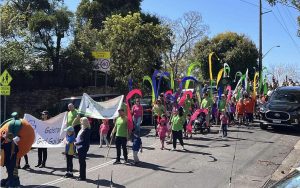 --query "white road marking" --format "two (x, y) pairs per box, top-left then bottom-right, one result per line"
(34, 142), (158, 187)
